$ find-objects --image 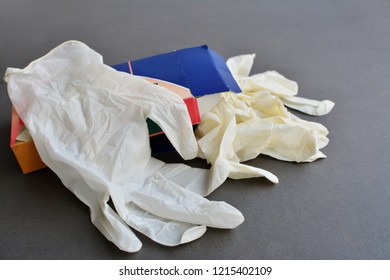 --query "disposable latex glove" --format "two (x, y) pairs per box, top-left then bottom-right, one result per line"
(4, 41), (244, 253)
(196, 95), (279, 195)
(221, 90), (330, 163)
(226, 54), (335, 116)
(196, 54), (334, 193)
